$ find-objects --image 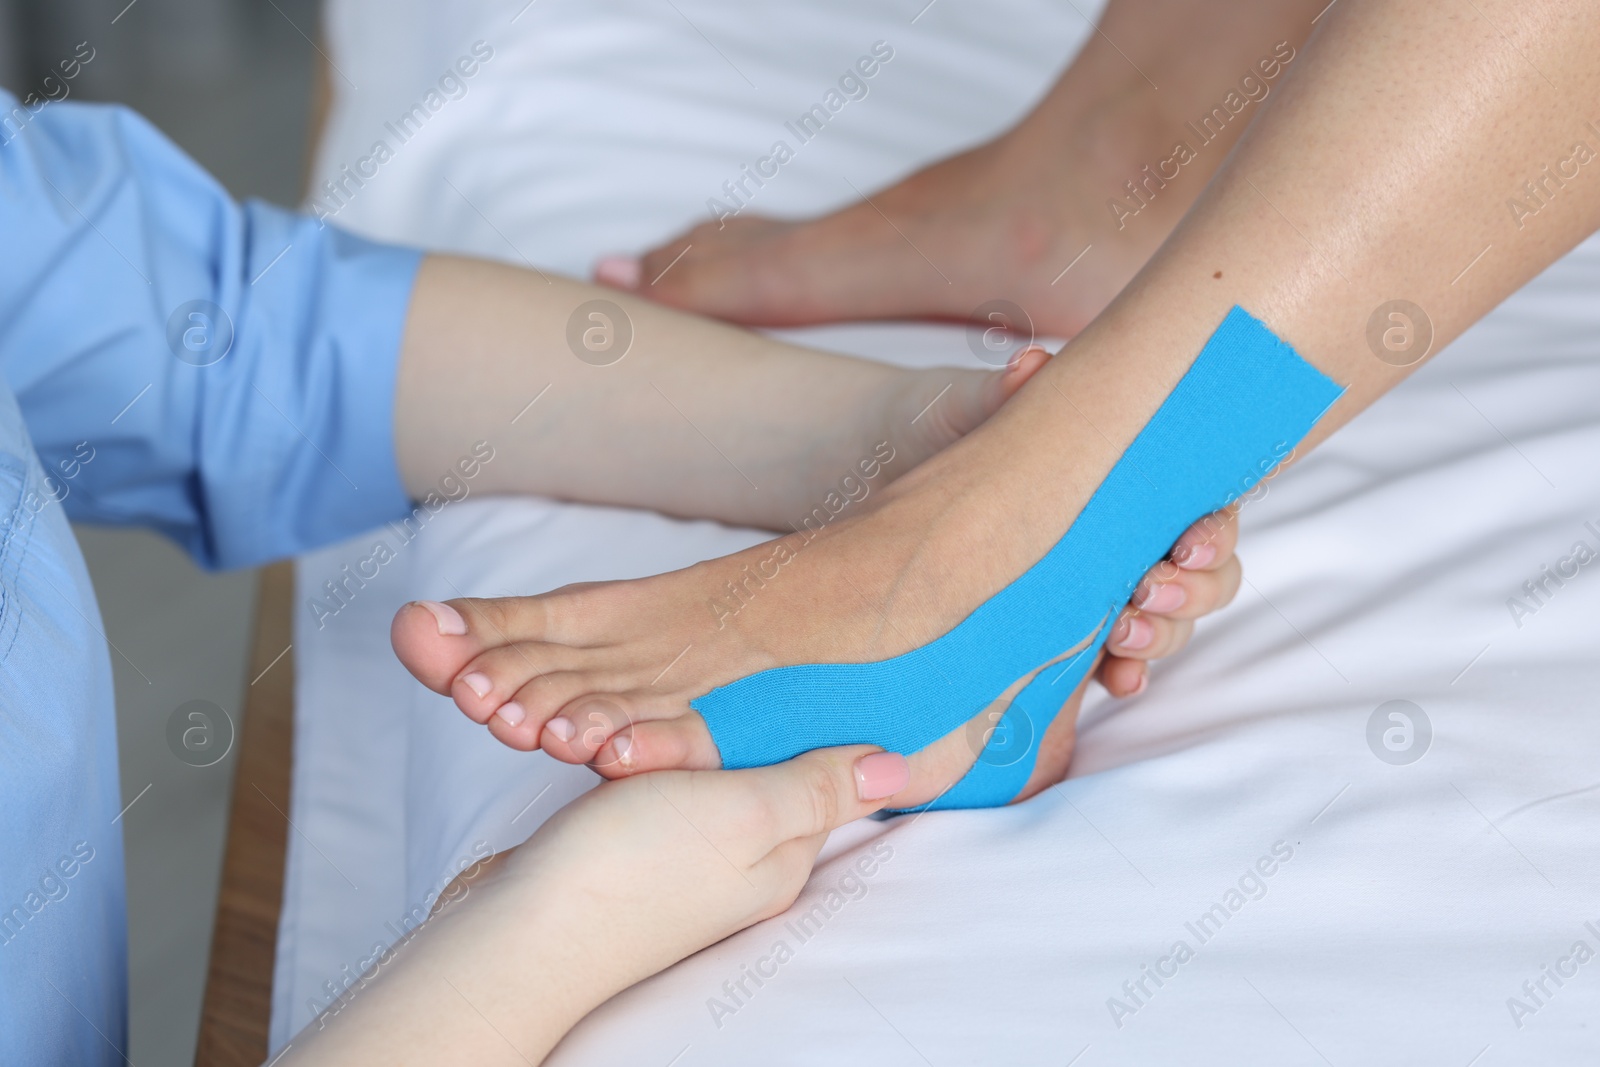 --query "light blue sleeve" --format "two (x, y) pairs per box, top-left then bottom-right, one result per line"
(0, 90), (423, 569)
